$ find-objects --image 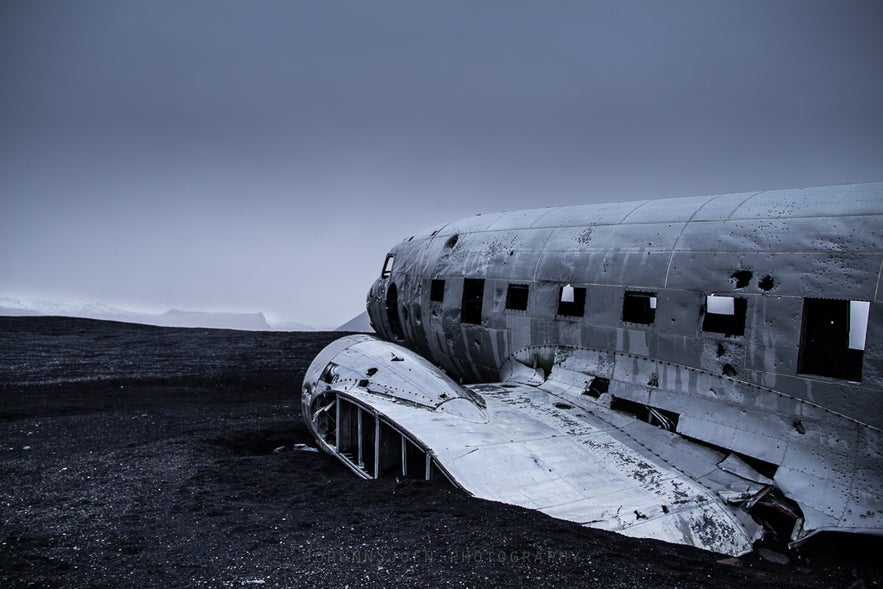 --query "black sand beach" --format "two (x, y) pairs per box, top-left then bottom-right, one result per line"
(1, 316), (880, 588)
